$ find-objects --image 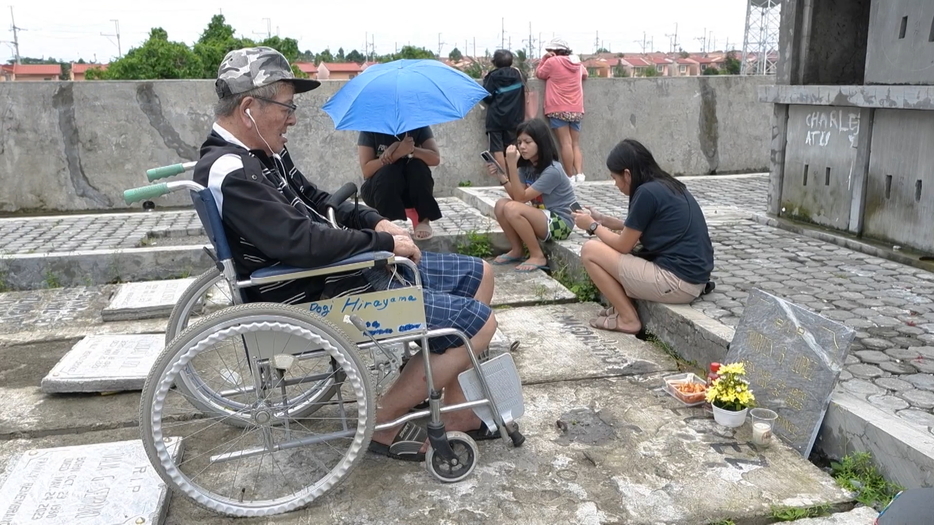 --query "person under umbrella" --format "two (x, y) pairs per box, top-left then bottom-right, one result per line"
(357, 126), (442, 240)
